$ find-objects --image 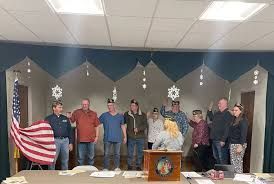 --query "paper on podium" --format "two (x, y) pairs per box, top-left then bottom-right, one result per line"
(234, 174), (255, 182)
(59, 170), (85, 176)
(3, 176), (28, 184)
(195, 179), (215, 184)
(90, 171), (116, 178)
(181, 172), (202, 178)
(254, 173), (272, 179)
(122, 171), (144, 178)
